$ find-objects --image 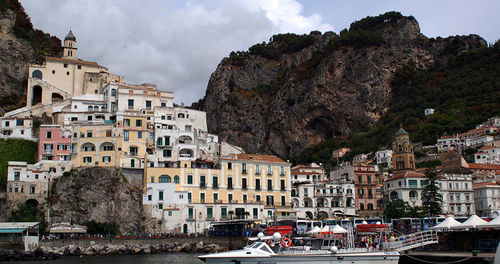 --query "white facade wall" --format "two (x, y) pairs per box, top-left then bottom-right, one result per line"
(440, 173), (475, 216)
(0, 118), (35, 141)
(473, 184), (500, 218)
(375, 150), (392, 167)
